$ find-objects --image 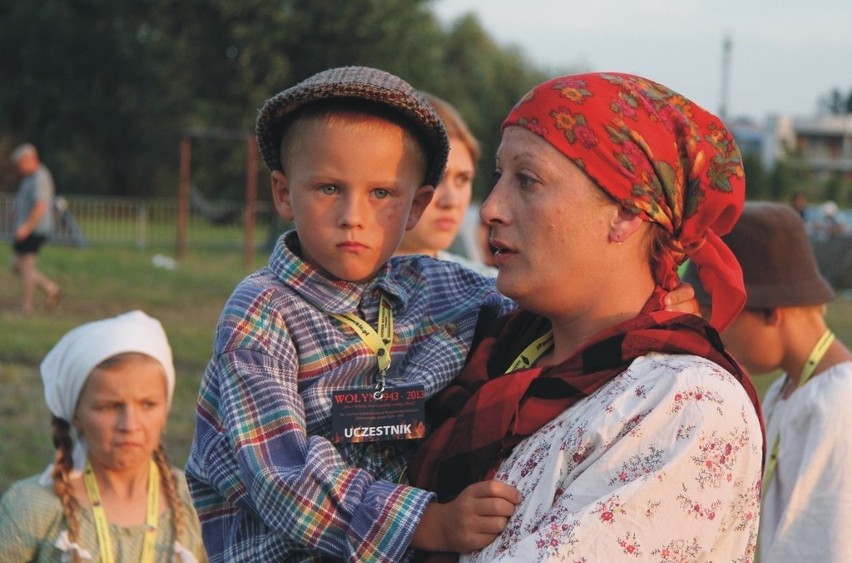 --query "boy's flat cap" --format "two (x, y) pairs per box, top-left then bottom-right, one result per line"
(256, 66), (449, 188)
